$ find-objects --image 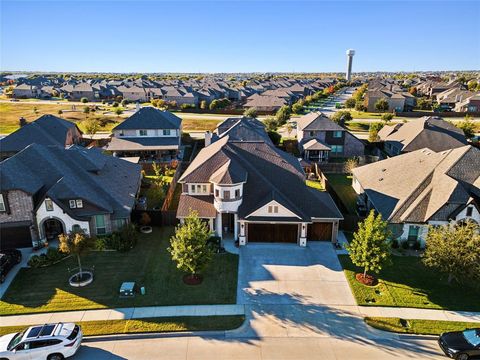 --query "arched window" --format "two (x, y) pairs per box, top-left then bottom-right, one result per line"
(72, 224), (81, 233)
